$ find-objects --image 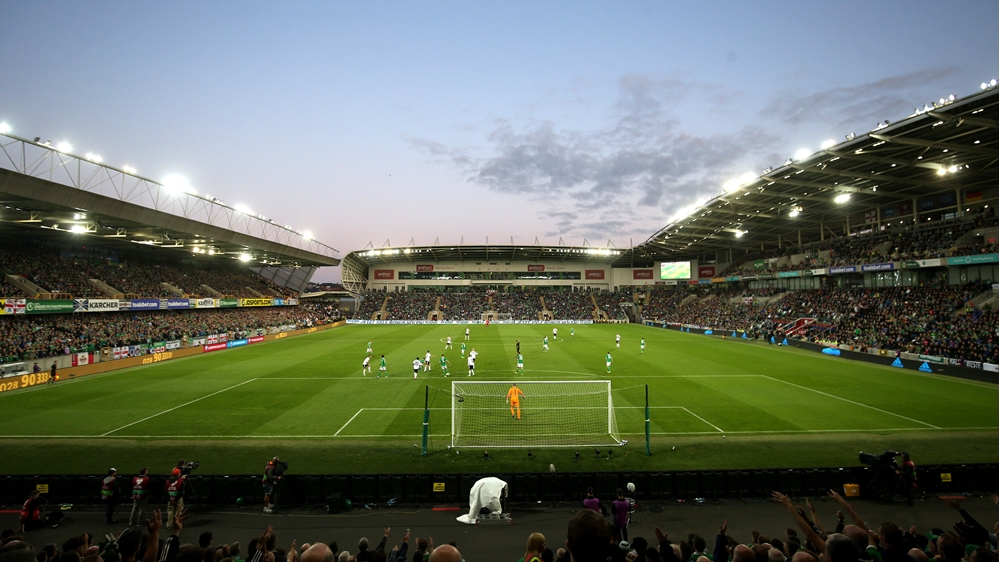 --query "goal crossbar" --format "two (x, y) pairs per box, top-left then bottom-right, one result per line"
(450, 380), (621, 448)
